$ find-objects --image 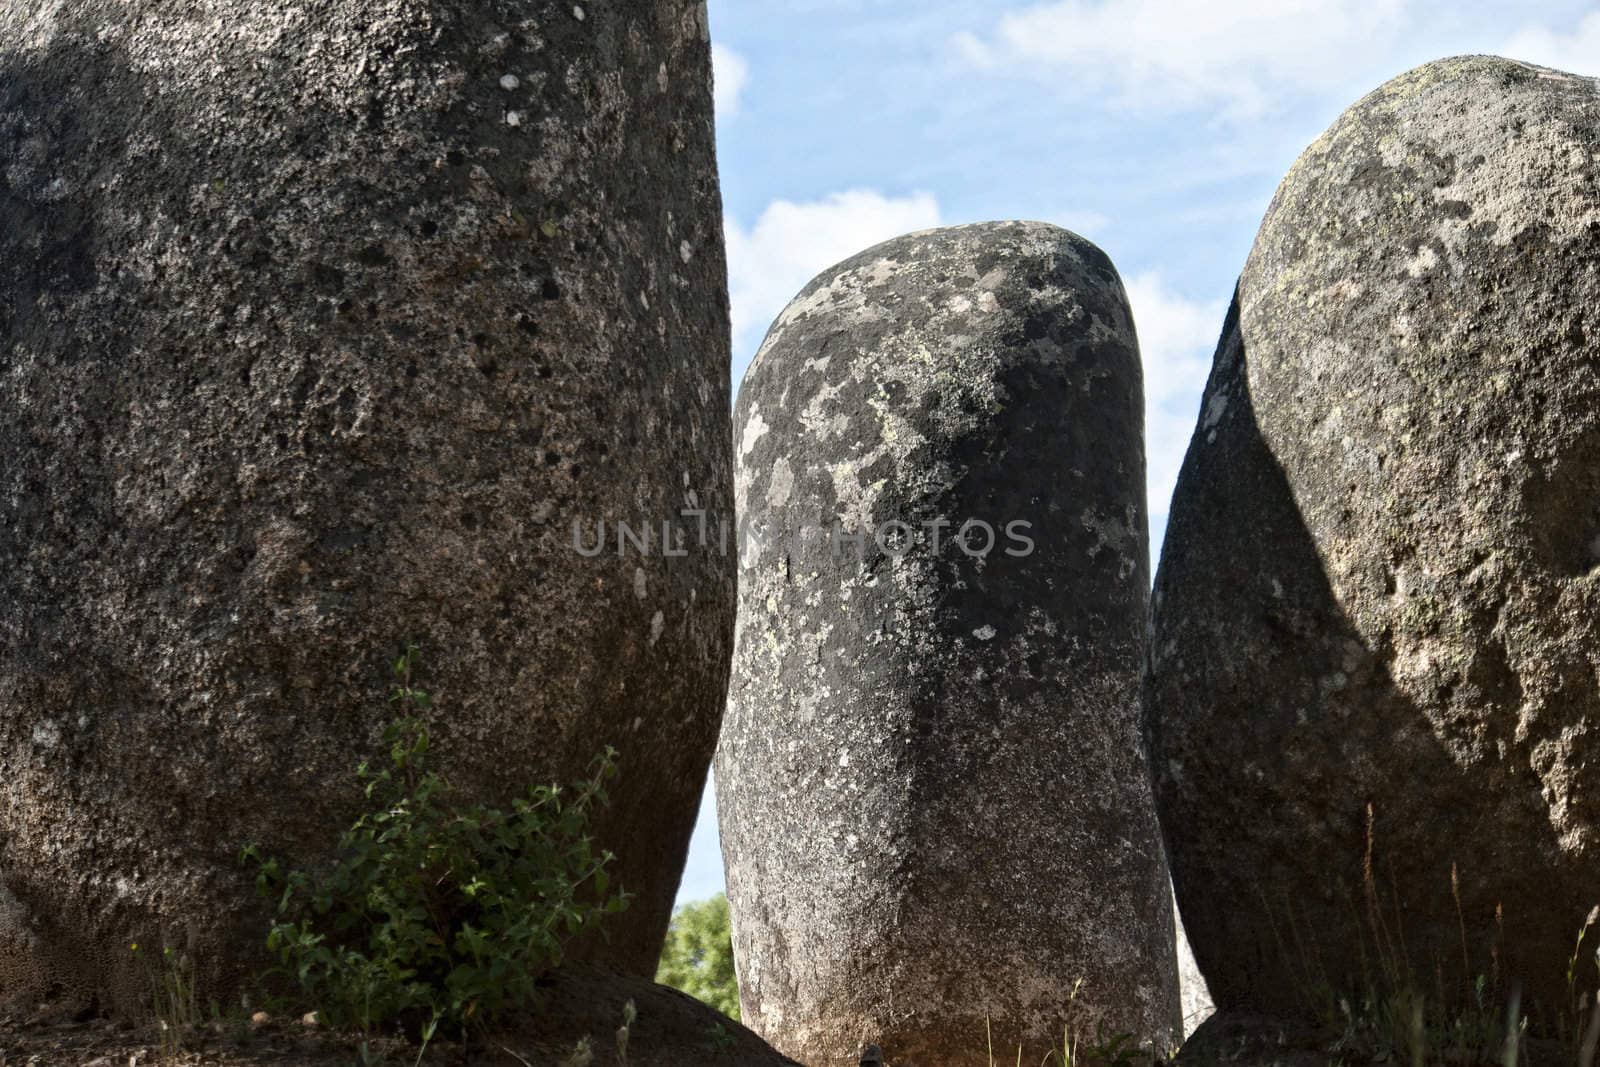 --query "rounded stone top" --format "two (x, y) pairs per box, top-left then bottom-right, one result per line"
(732, 213), (1152, 605)
(1247, 53), (1600, 316)
(735, 221), (1142, 539)
(741, 219), (1128, 390)
(1226, 51), (1600, 559)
